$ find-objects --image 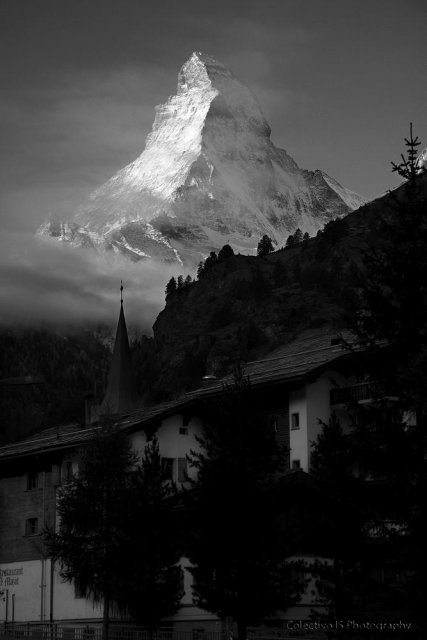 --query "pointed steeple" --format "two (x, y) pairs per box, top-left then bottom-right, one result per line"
(100, 283), (139, 415)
